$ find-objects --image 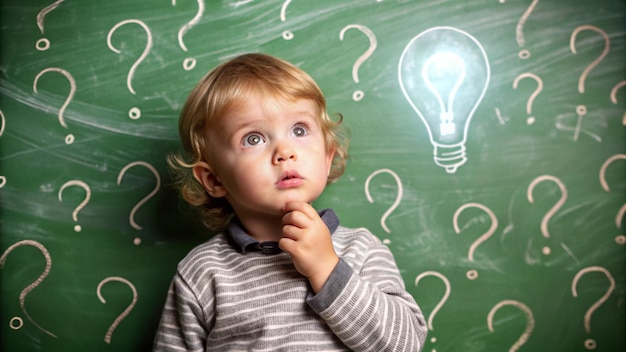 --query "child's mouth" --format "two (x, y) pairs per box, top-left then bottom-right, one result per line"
(277, 171), (303, 188)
